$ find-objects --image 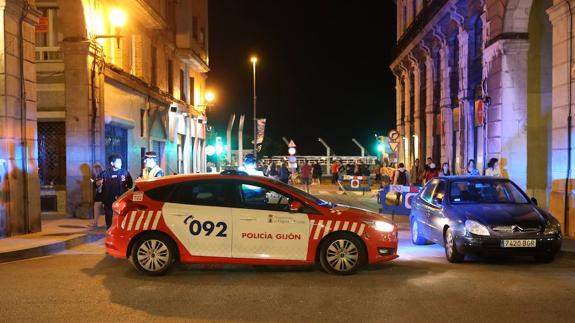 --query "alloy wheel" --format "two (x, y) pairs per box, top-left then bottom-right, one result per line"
(325, 239), (359, 272)
(136, 239), (170, 272)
